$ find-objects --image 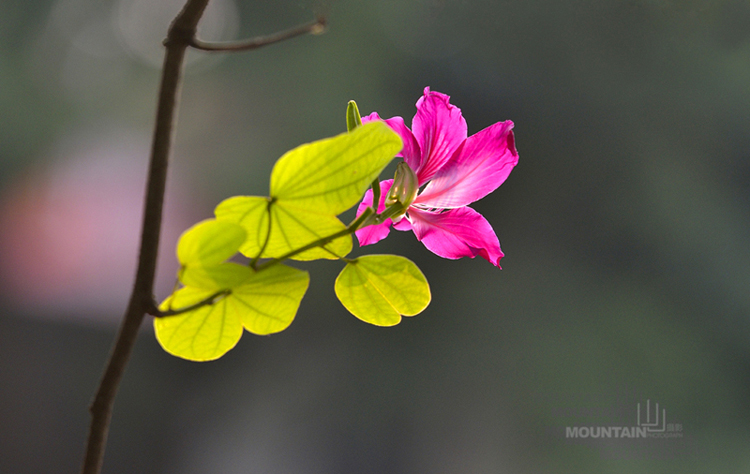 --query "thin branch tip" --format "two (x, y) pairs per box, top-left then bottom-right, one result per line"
(311, 15), (327, 35)
(189, 16), (326, 52)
